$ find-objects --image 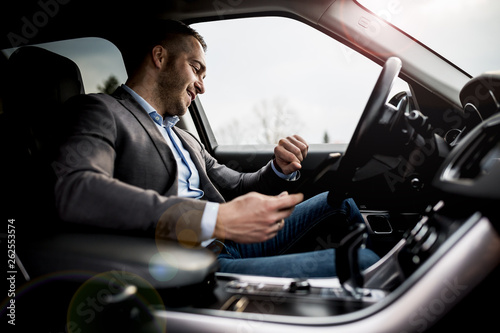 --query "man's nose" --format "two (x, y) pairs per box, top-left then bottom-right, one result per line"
(195, 79), (205, 95)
